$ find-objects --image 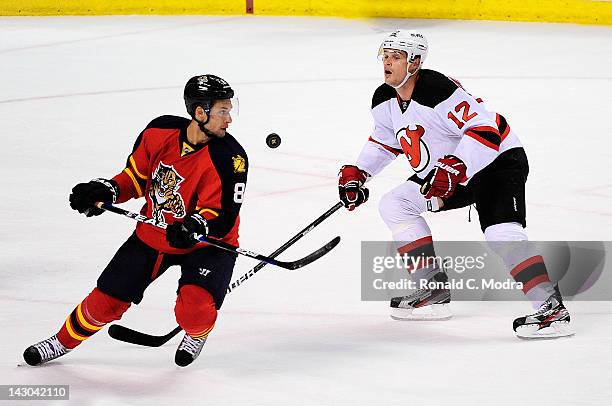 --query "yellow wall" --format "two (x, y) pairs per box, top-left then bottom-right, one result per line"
(0, 1), (245, 15)
(2, 0), (611, 25)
